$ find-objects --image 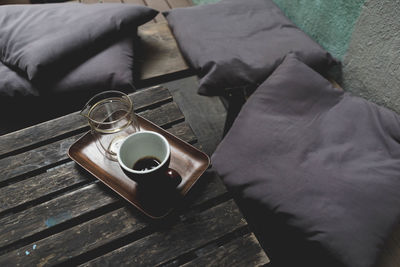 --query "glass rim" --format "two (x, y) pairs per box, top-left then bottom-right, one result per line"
(86, 91), (134, 128)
